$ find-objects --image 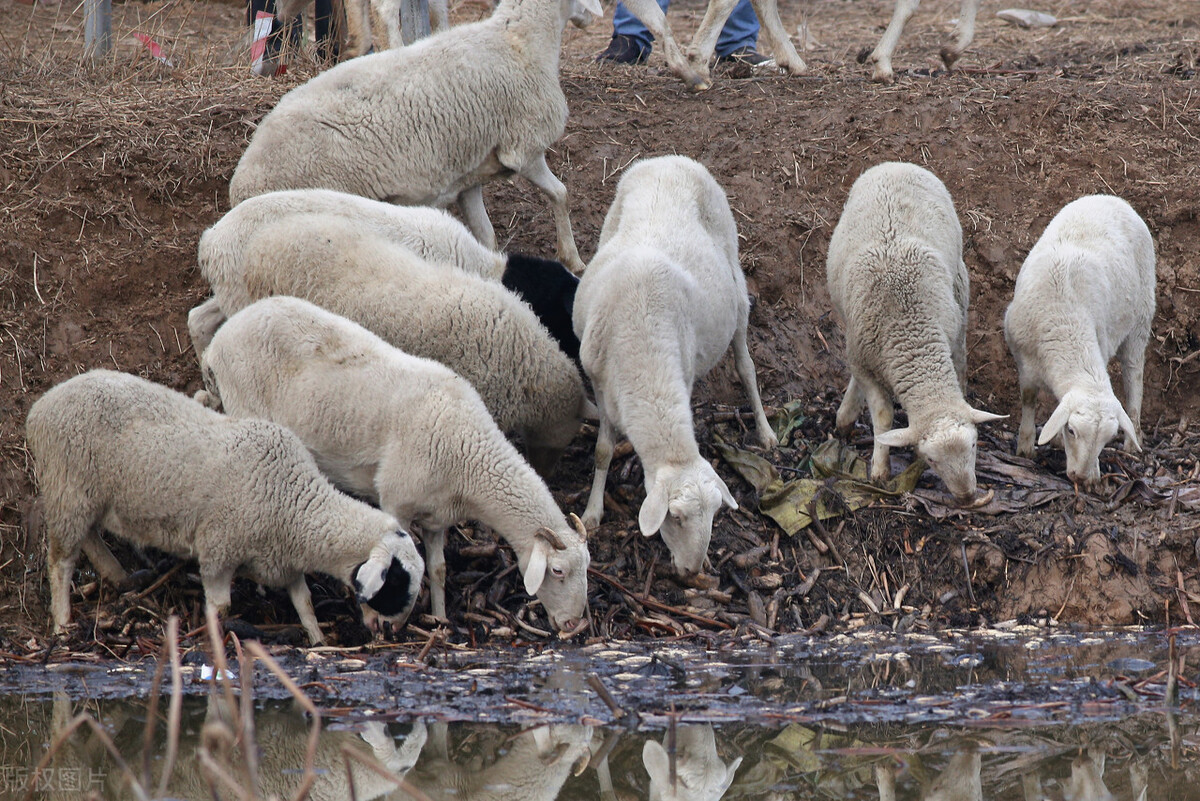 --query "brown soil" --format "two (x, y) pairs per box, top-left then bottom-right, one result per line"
(2, 0), (1199, 653)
